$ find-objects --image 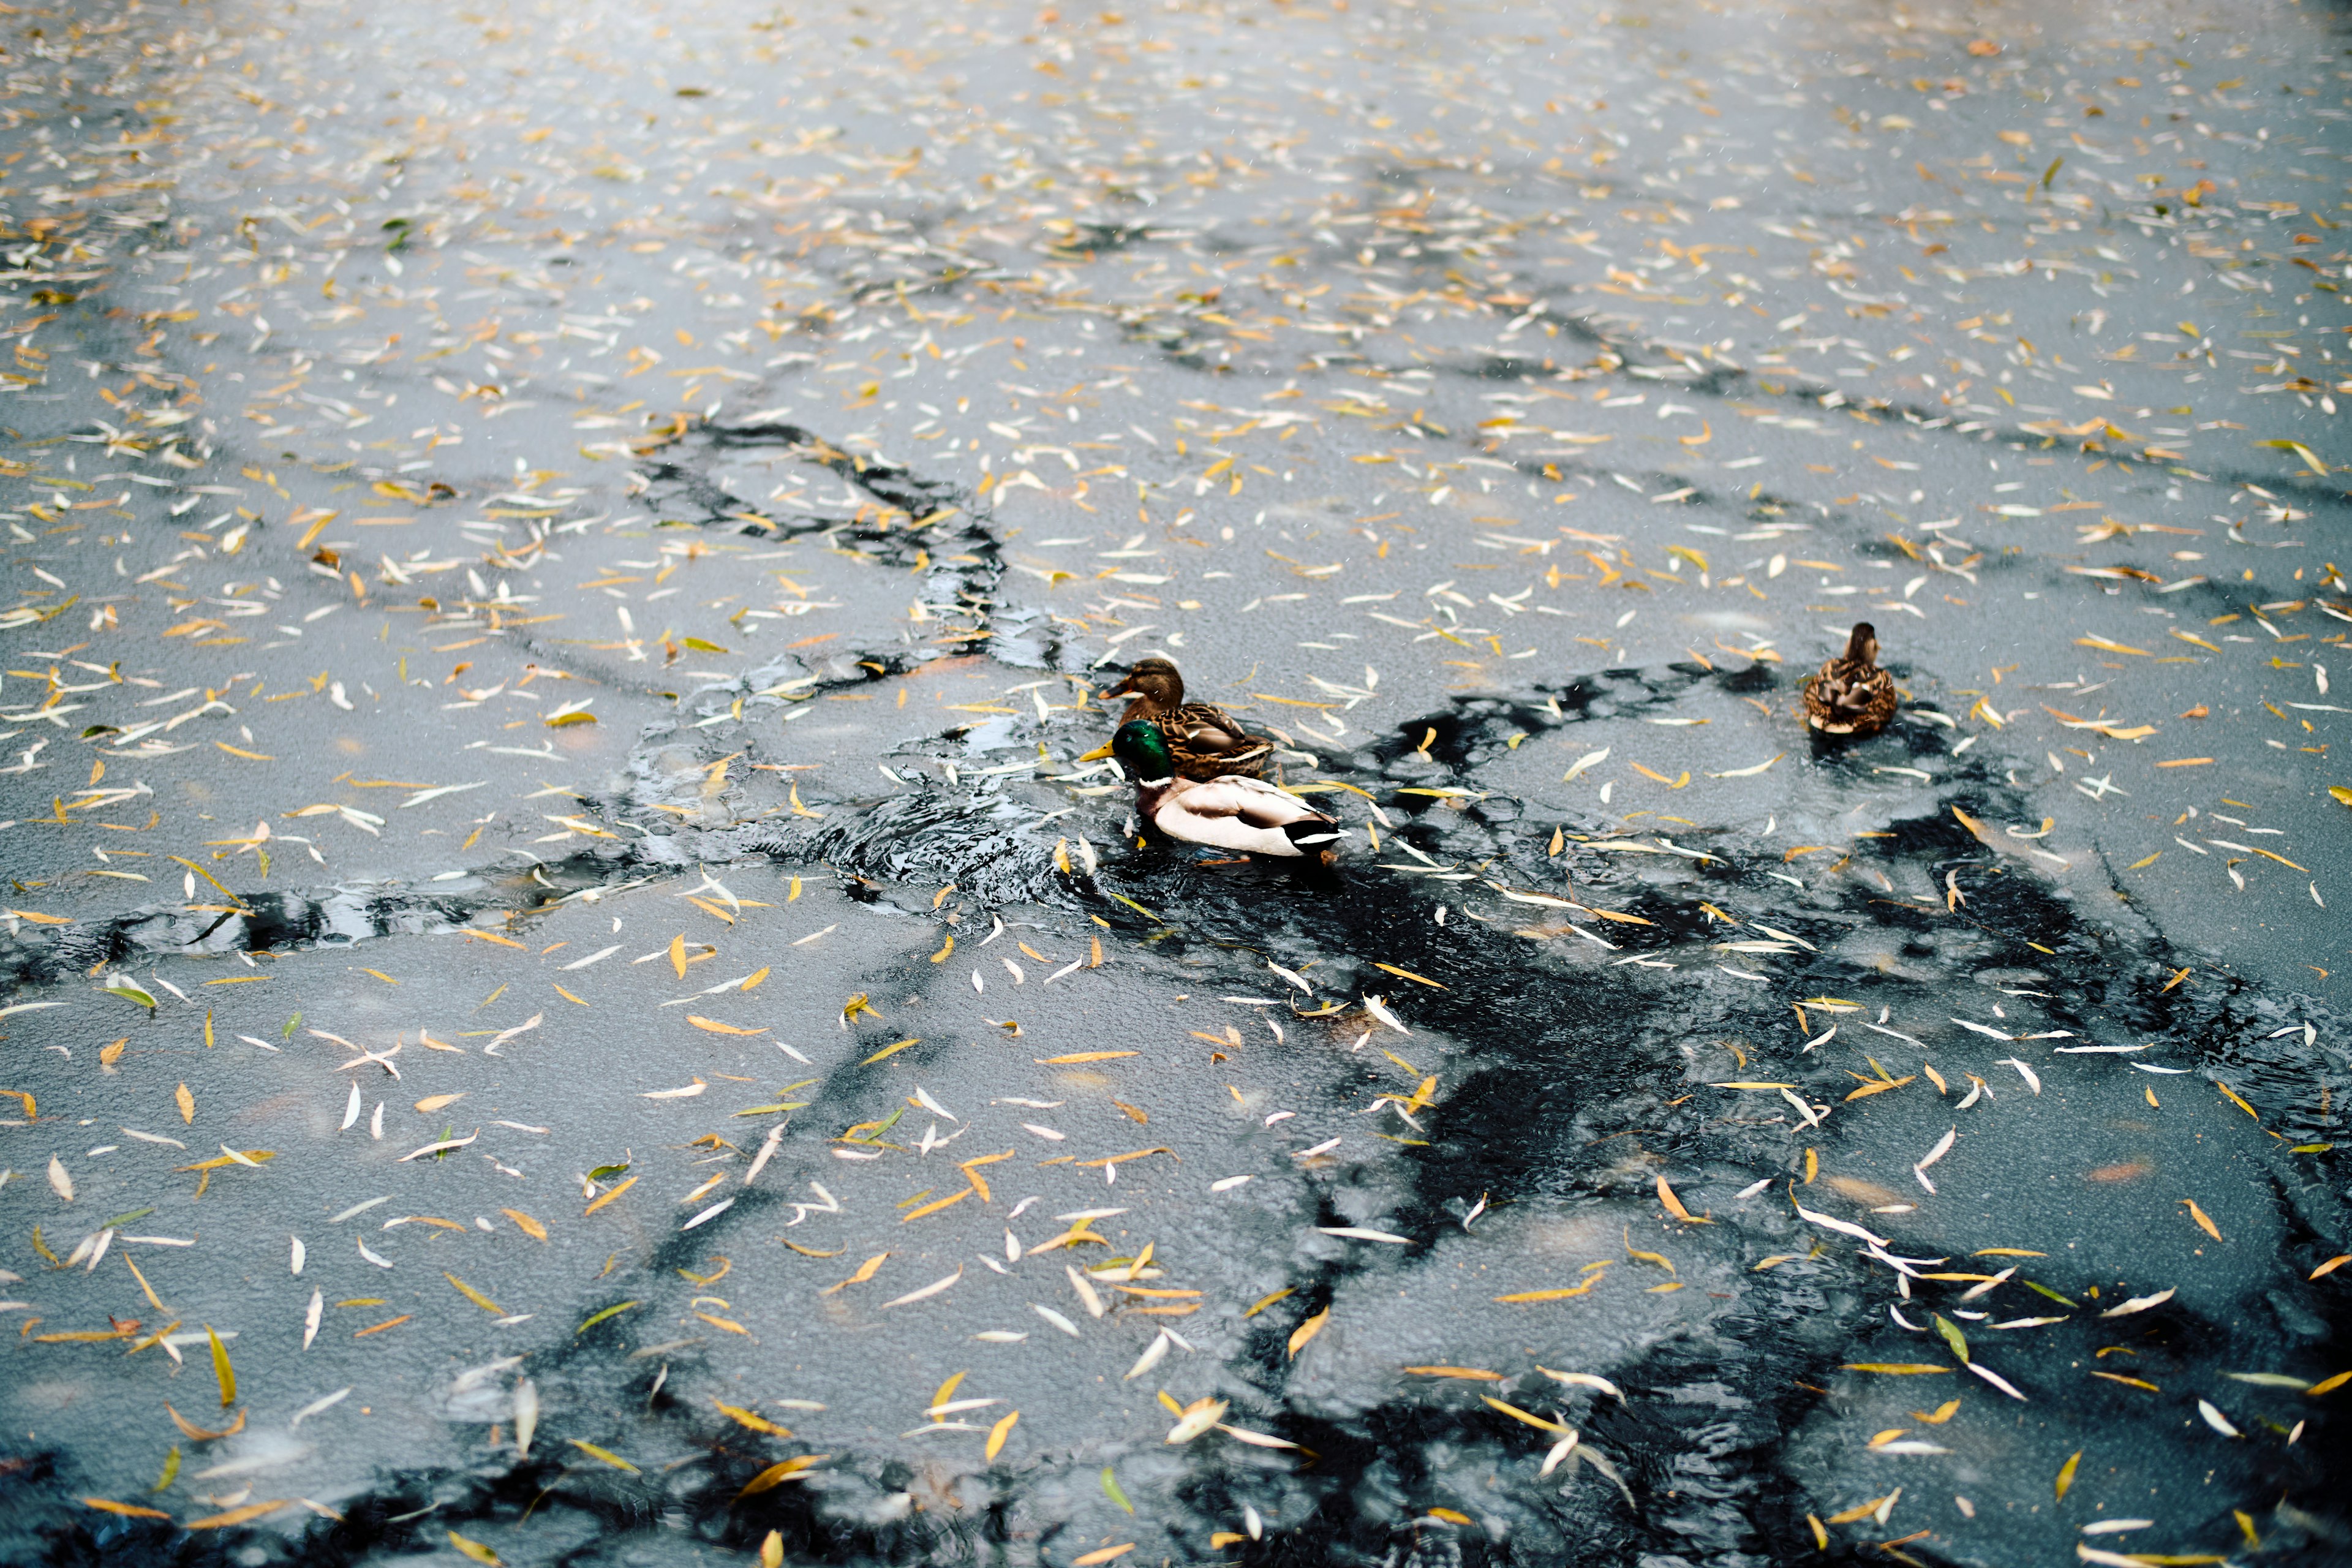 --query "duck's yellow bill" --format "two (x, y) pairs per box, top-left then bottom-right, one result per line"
(1077, 741), (1115, 762)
